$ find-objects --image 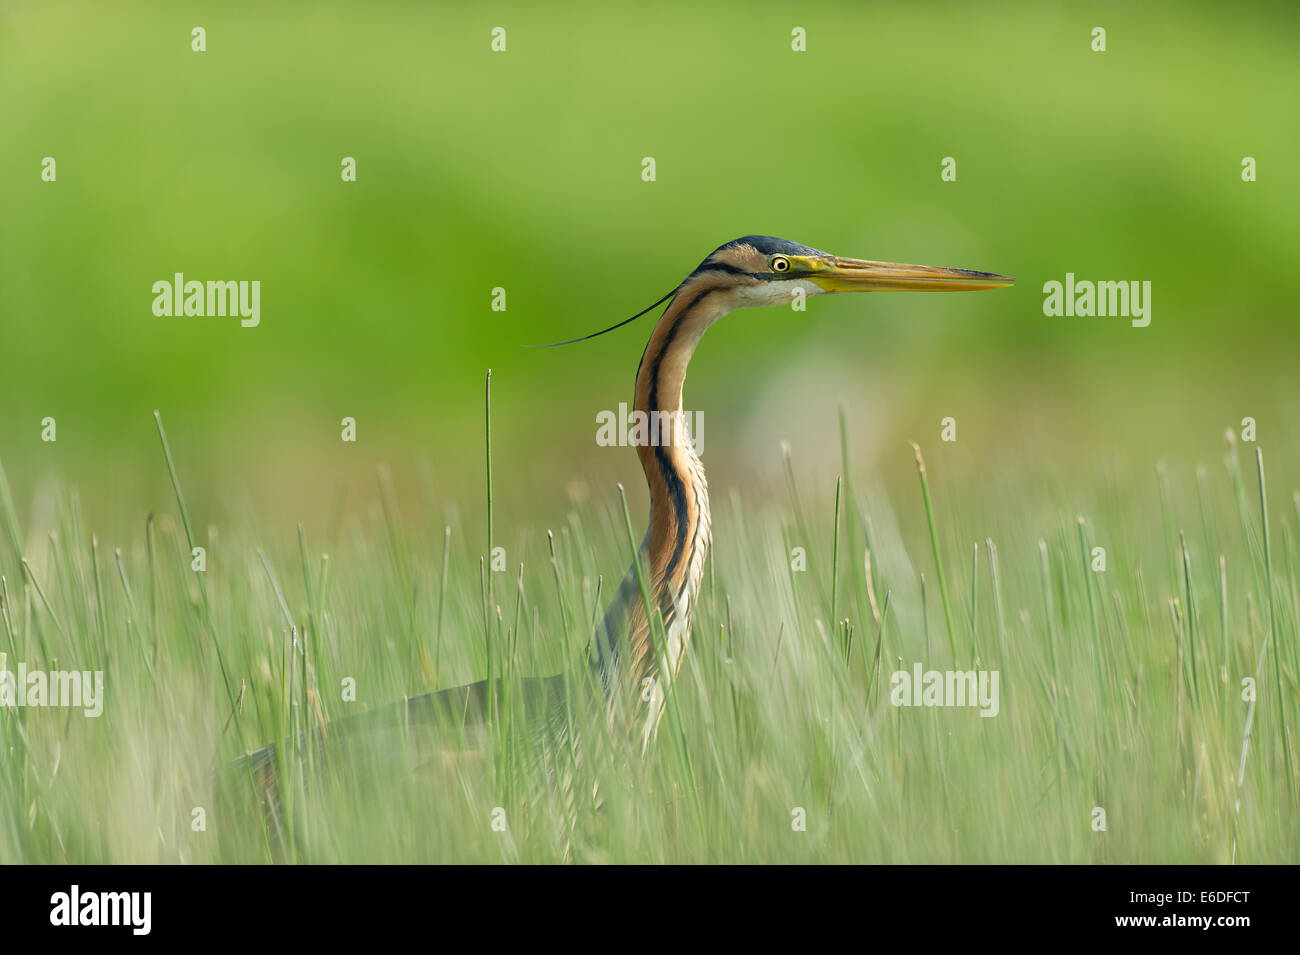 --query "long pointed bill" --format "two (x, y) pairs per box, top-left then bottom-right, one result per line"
(807, 256), (1015, 293)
